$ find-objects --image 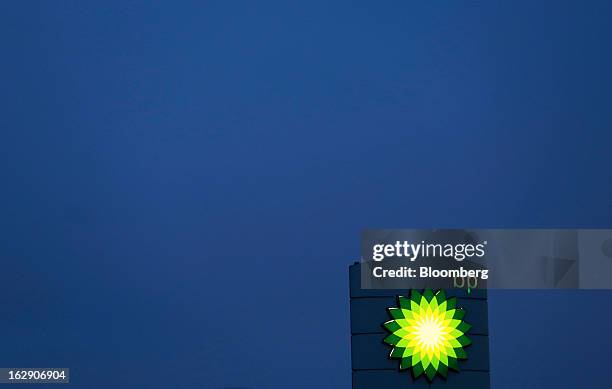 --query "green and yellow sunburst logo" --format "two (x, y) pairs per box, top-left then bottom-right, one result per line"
(383, 289), (471, 381)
